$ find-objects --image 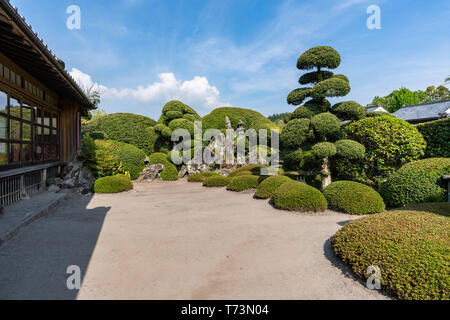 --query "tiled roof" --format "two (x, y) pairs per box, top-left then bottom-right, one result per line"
(393, 100), (450, 122)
